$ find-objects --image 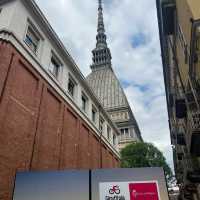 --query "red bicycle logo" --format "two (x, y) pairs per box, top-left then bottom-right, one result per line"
(109, 185), (120, 194)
